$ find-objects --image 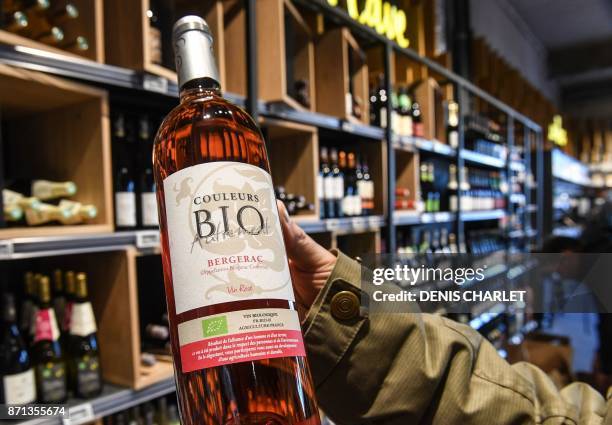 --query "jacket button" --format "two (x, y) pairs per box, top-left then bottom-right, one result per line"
(331, 290), (360, 321)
